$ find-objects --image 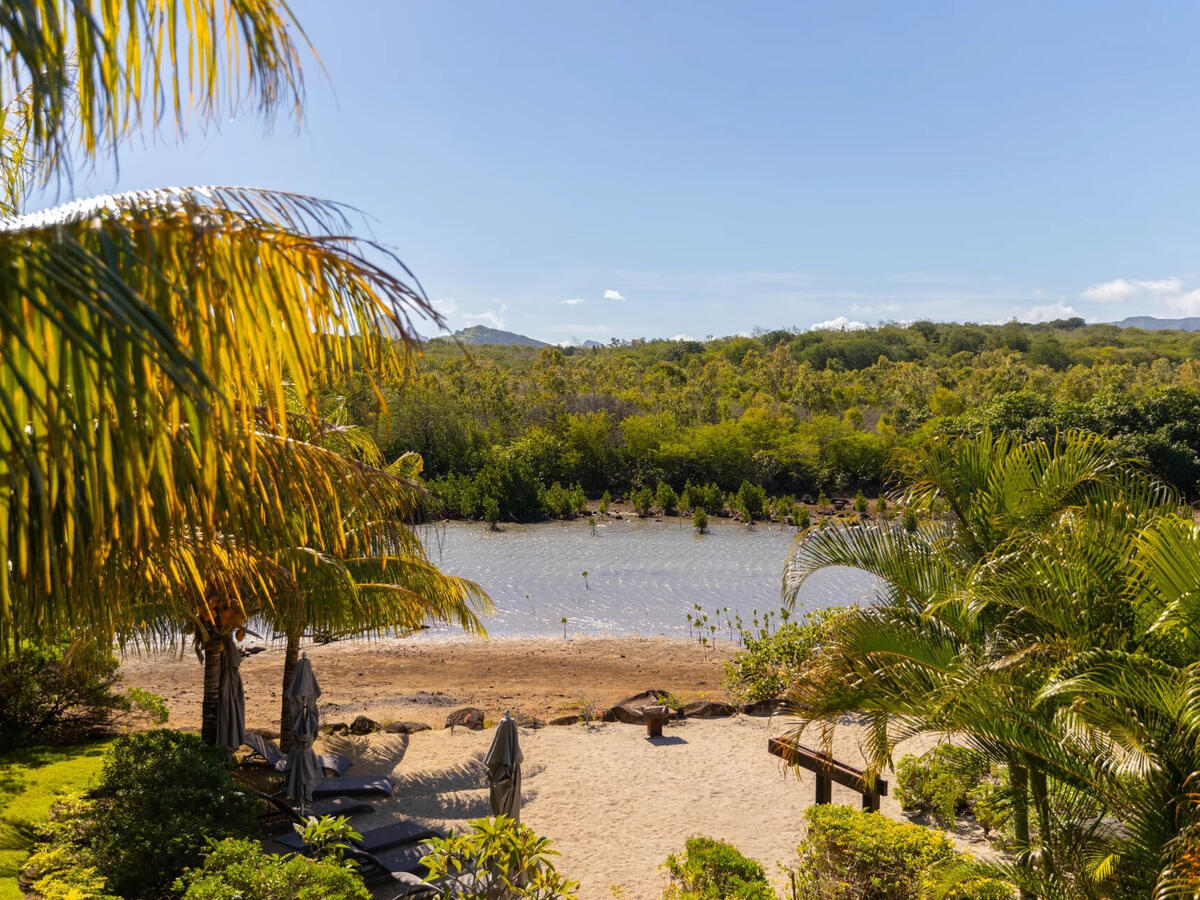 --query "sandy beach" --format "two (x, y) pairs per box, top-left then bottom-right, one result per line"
(120, 637), (983, 898)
